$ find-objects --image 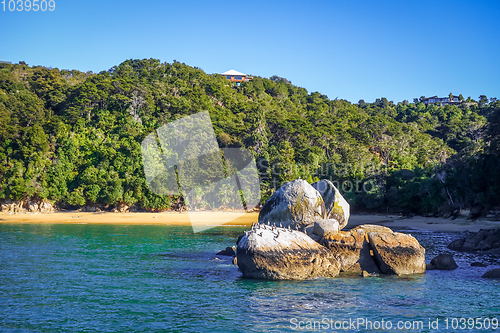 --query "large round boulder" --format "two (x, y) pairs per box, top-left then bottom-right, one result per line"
(236, 224), (340, 280)
(258, 179), (326, 231)
(311, 179), (350, 230)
